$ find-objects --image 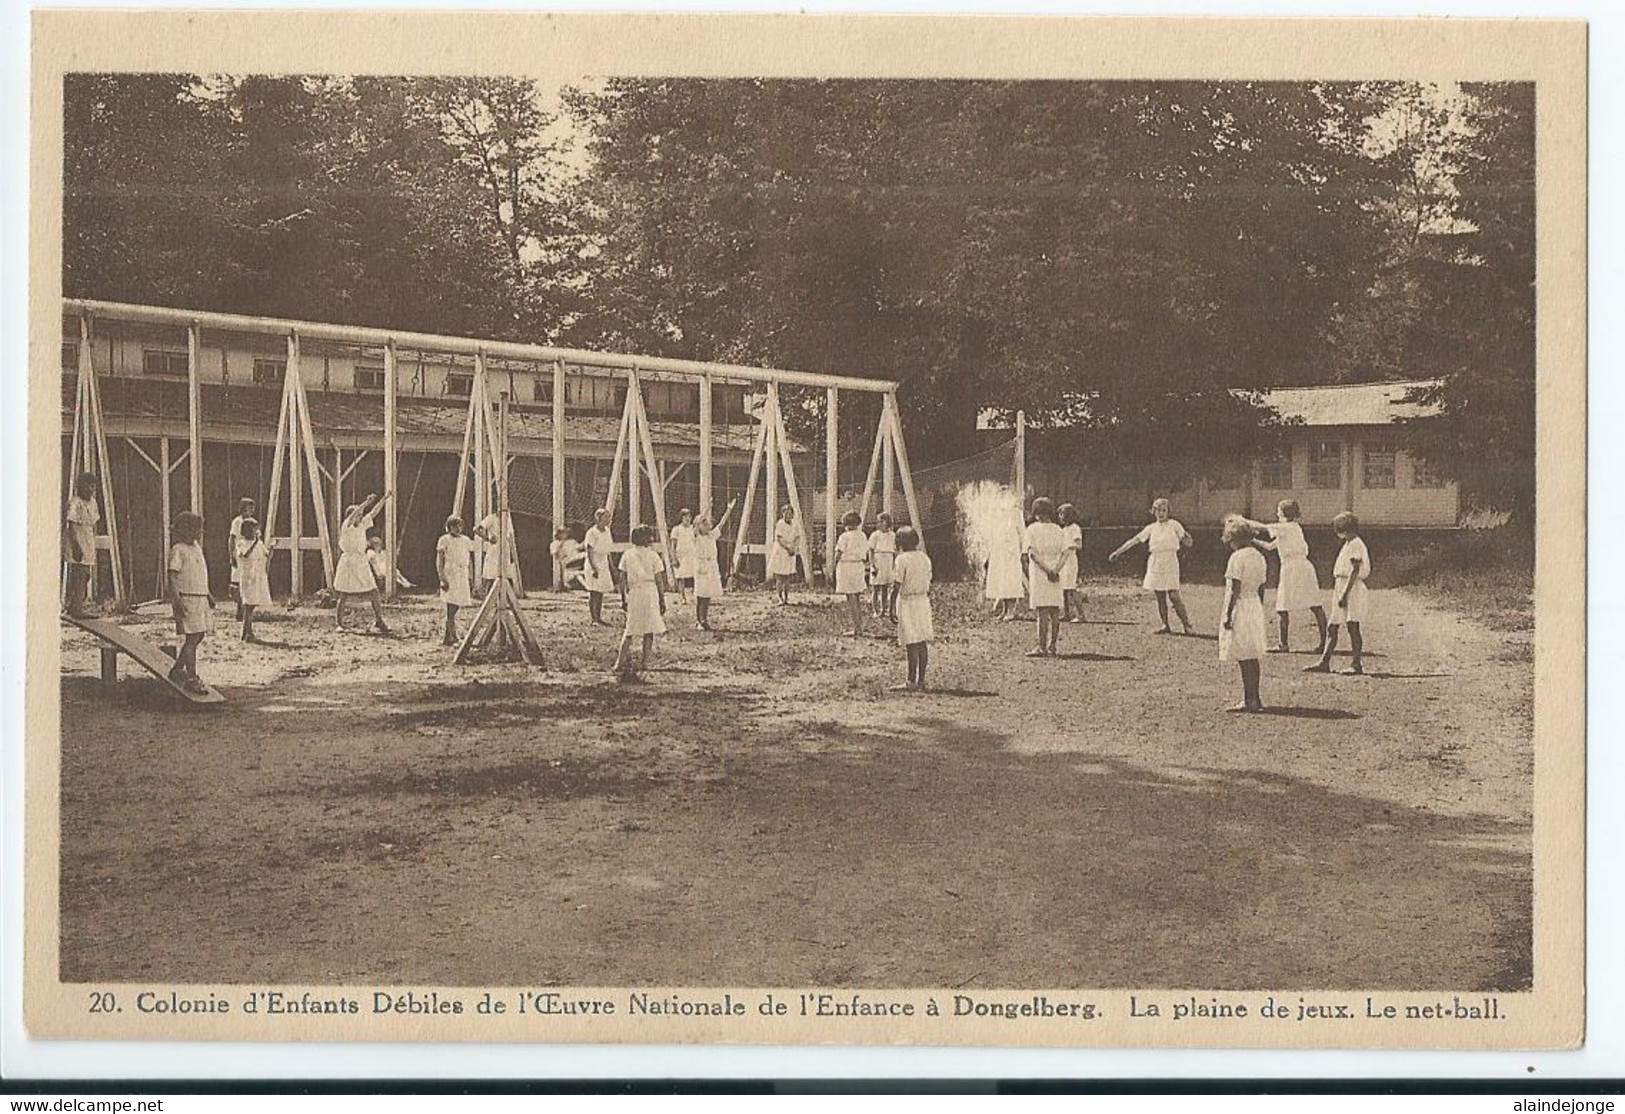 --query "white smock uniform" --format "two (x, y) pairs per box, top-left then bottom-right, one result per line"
(1026, 520), (1067, 609)
(1219, 545), (1268, 662)
(1329, 536), (1372, 625)
(834, 528), (869, 594)
(984, 510), (1027, 600)
(619, 546), (667, 637)
(670, 524), (697, 581)
(894, 549), (934, 646)
(333, 517), (377, 594)
(227, 514), (246, 586)
(692, 530), (724, 599)
(1135, 519), (1187, 591)
(768, 518), (799, 578)
(168, 541), (213, 635)
(868, 529), (897, 586)
(1060, 522), (1083, 590)
(583, 524), (617, 594)
(437, 532), (475, 607)
(236, 537), (272, 607)
(1269, 521), (1321, 612)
